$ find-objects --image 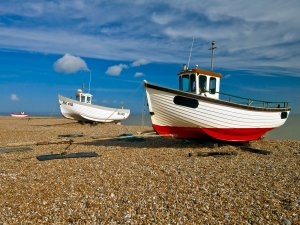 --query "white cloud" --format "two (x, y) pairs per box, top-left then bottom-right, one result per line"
(54, 53), (89, 74)
(131, 58), (150, 67)
(0, 1), (300, 75)
(10, 94), (19, 101)
(151, 12), (173, 25)
(106, 64), (128, 76)
(105, 59), (148, 77)
(134, 72), (144, 77)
